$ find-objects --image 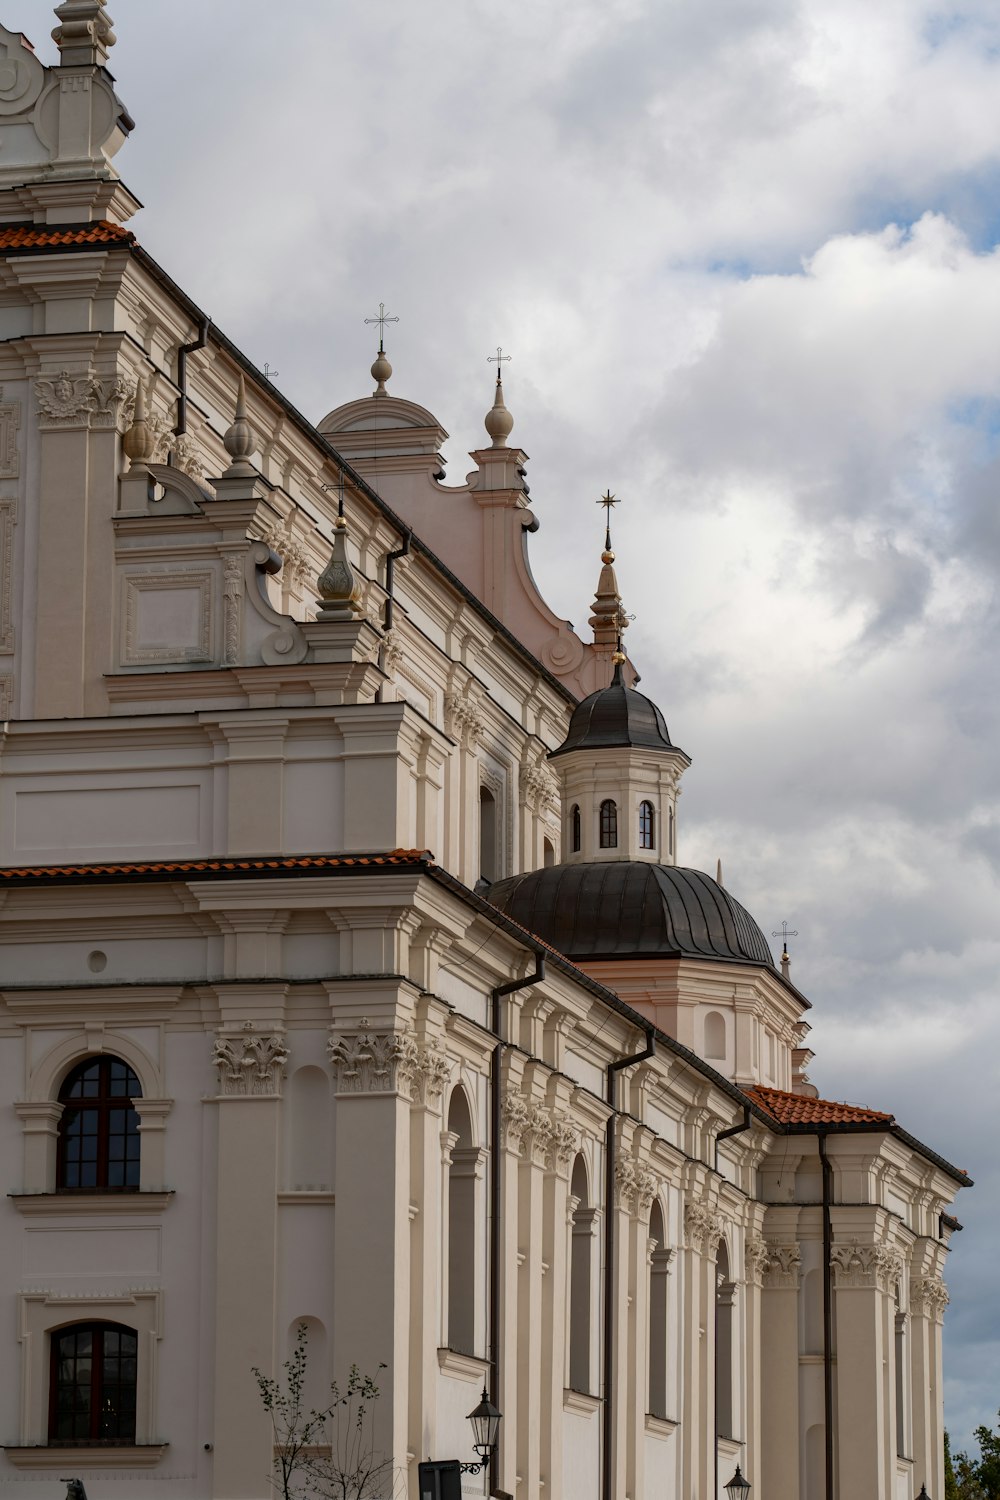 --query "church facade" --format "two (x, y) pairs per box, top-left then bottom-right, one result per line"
(0, 7), (967, 1500)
